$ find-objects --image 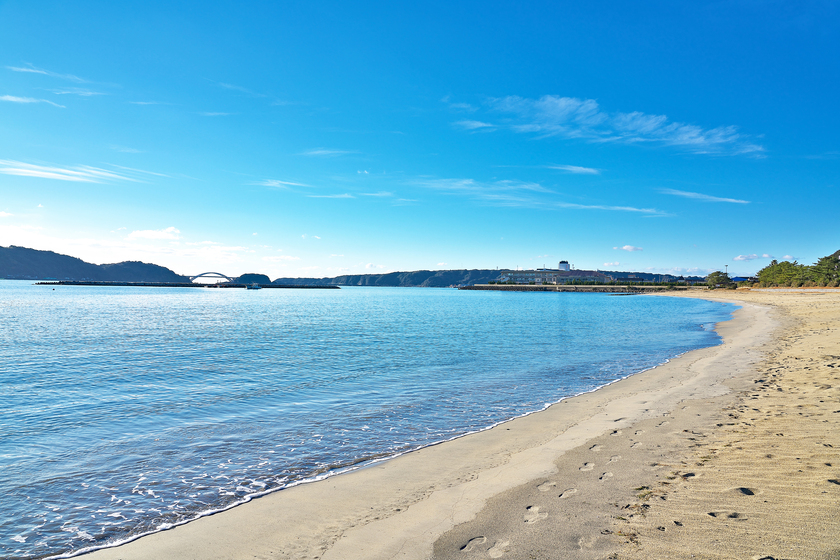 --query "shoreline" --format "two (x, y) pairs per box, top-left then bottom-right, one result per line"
(79, 293), (777, 560)
(62, 327), (713, 560)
